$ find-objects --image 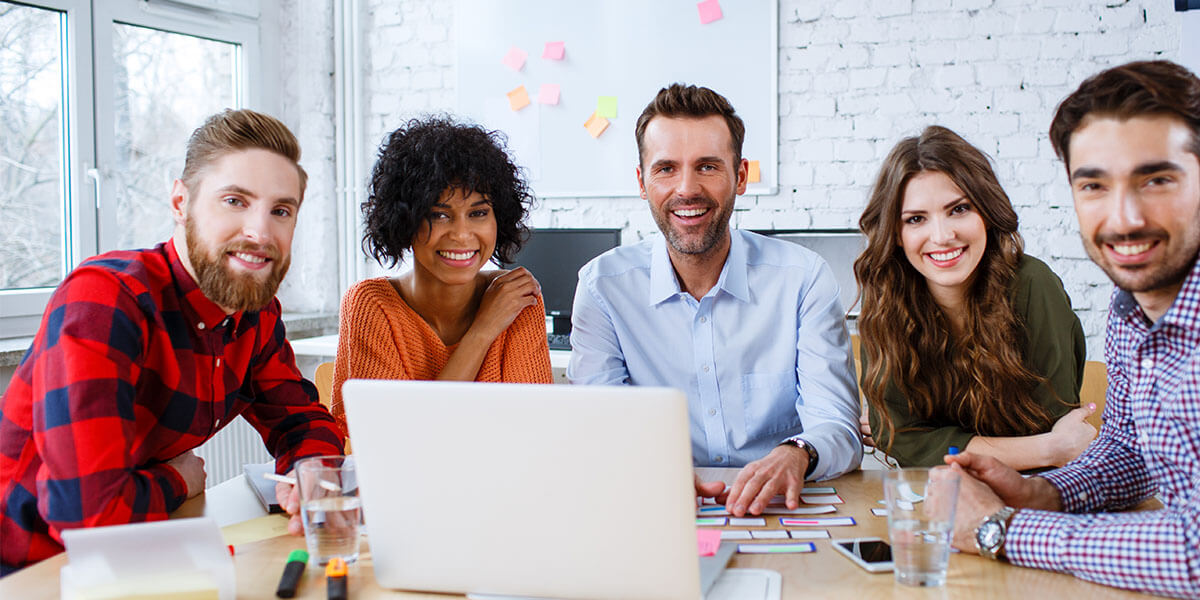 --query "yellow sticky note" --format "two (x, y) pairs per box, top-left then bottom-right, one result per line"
(596, 96), (618, 119)
(220, 514), (290, 546)
(747, 160), (761, 183)
(584, 111), (610, 138)
(507, 85), (531, 111)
